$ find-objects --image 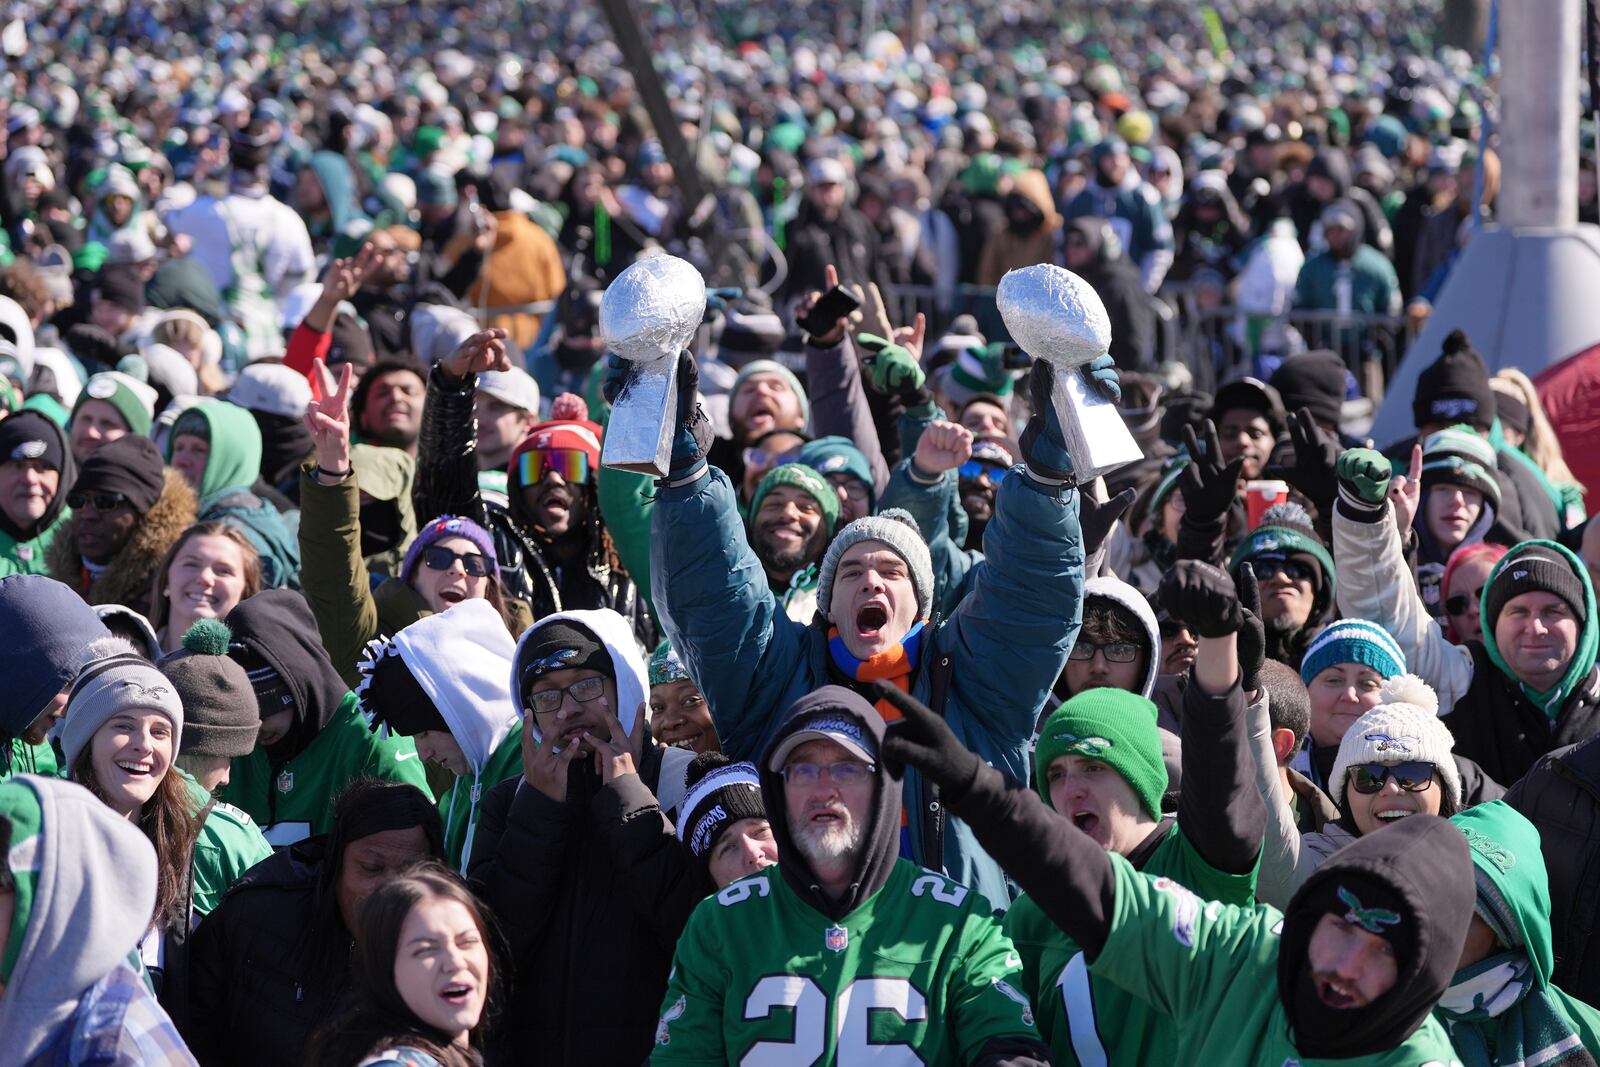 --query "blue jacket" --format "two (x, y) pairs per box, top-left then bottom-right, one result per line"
(651, 463), (1084, 911)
